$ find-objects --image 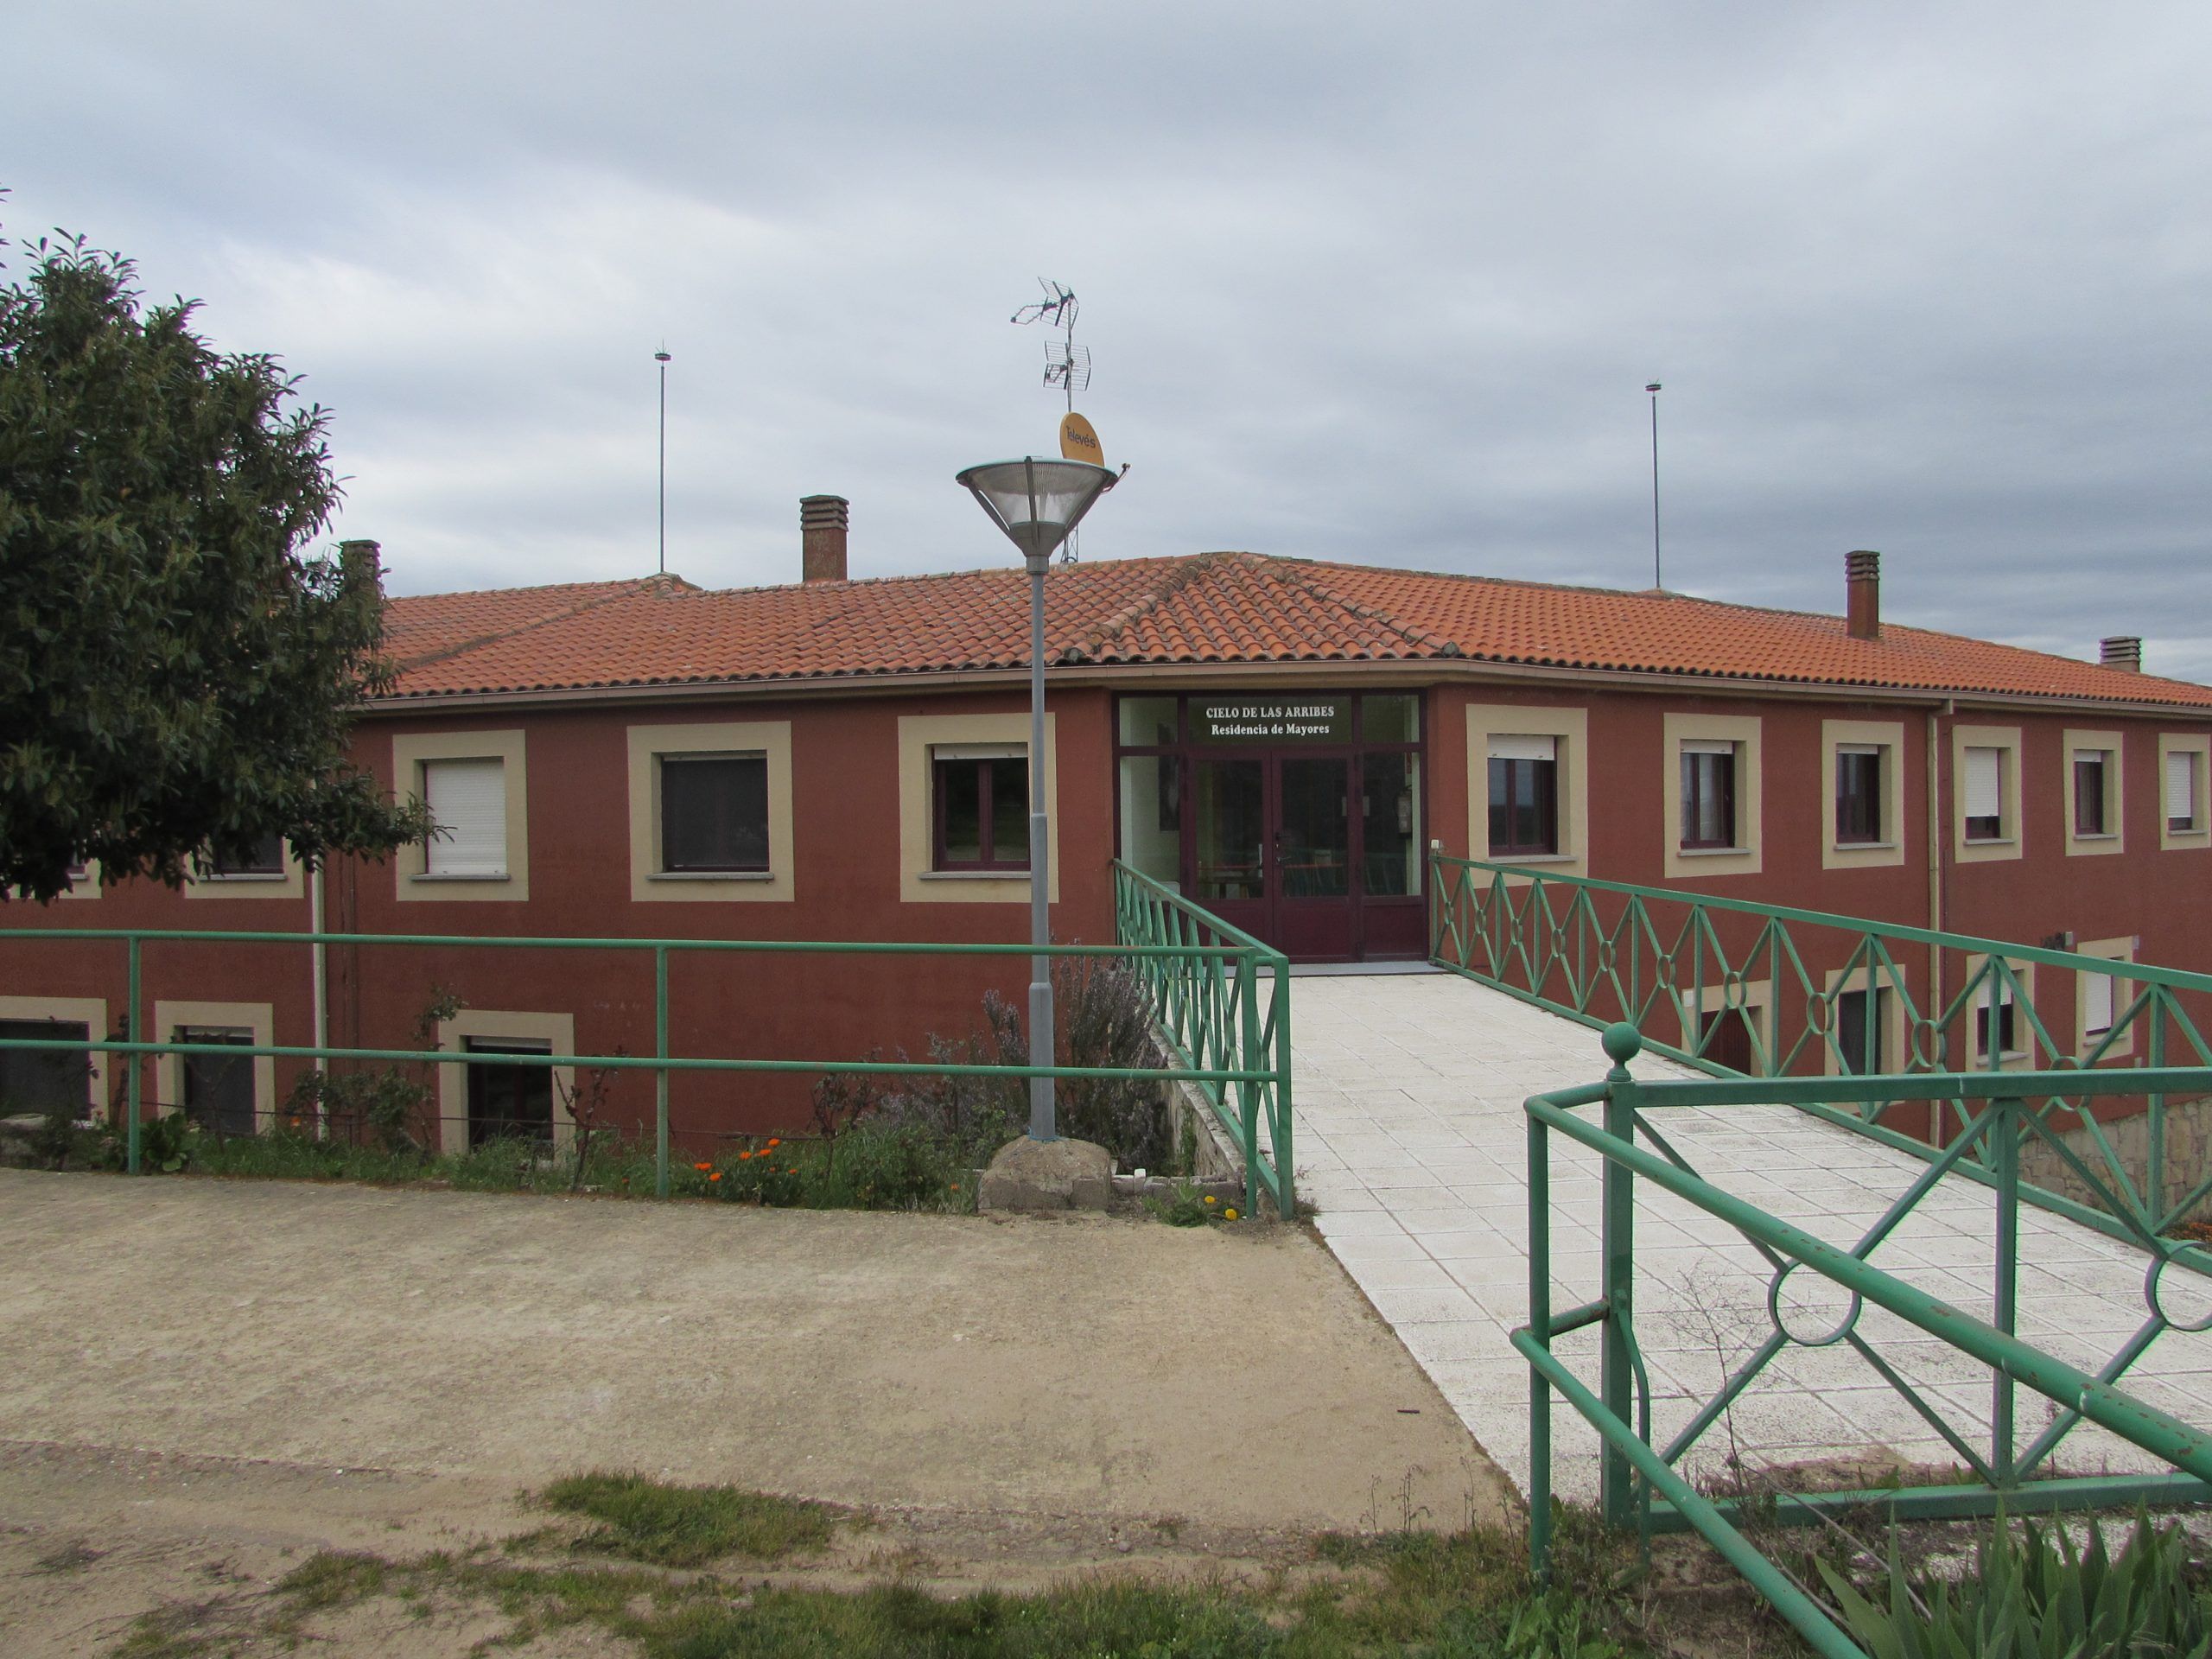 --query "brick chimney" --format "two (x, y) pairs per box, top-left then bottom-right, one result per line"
(800, 495), (849, 584)
(2101, 635), (2142, 673)
(1845, 550), (1880, 640)
(337, 537), (384, 599)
